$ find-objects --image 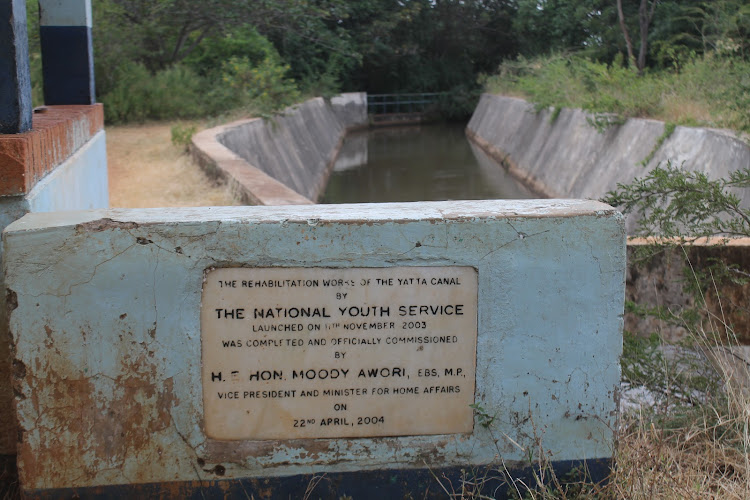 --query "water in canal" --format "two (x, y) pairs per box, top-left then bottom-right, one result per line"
(321, 122), (536, 204)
